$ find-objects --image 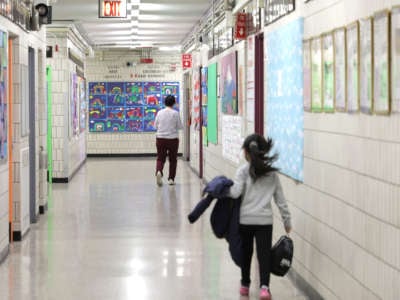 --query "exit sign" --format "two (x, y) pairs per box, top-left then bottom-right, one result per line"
(99, 0), (127, 18)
